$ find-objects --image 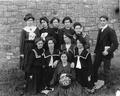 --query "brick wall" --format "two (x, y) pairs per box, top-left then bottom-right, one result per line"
(0, 0), (119, 72)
